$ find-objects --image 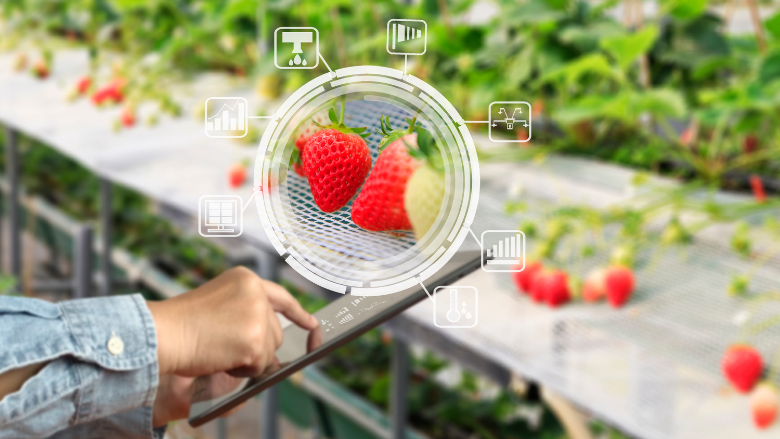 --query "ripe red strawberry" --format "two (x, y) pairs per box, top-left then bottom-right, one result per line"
(512, 260), (543, 294)
(750, 175), (766, 203)
(722, 345), (763, 394)
(751, 383), (778, 429)
(92, 78), (125, 105)
(544, 270), (570, 308)
(32, 60), (49, 79)
(351, 134), (419, 231)
(582, 268), (606, 303)
(291, 113), (328, 178)
(76, 76), (91, 95)
(679, 127), (694, 146)
(529, 271), (548, 304)
(743, 135), (759, 154)
(120, 107), (136, 128)
(604, 265), (635, 308)
(301, 105), (371, 212)
(228, 163), (247, 189)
